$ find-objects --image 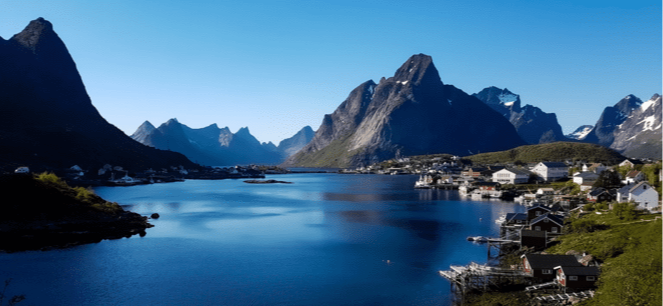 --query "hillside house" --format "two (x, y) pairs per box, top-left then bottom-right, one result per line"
(461, 167), (487, 178)
(531, 162), (568, 182)
(530, 213), (564, 234)
(555, 266), (600, 290)
(492, 168), (530, 184)
(573, 172), (599, 185)
(522, 254), (582, 281)
(622, 170), (645, 185)
(587, 187), (613, 202)
(582, 163), (607, 173)
(536, 188), (555, 196)
(619, 159), (643, 169)
(616, 182), (659, 212)
(527, 204), (553, 221)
